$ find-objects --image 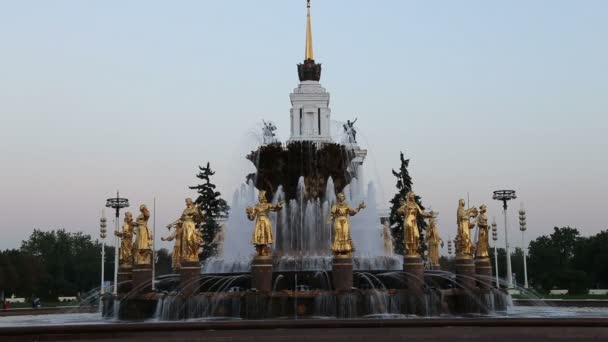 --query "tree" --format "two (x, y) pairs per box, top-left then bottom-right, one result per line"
(489, 247), (507, 279)
(439, 256), (456, 273)
(19, 229), (107, 299)
(155, 248), (173, 276)
(572, 230), (608, 288)
(189, 162), (230, 261)
(388, 152), (428, 256)
(527, 227), (588, 293)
